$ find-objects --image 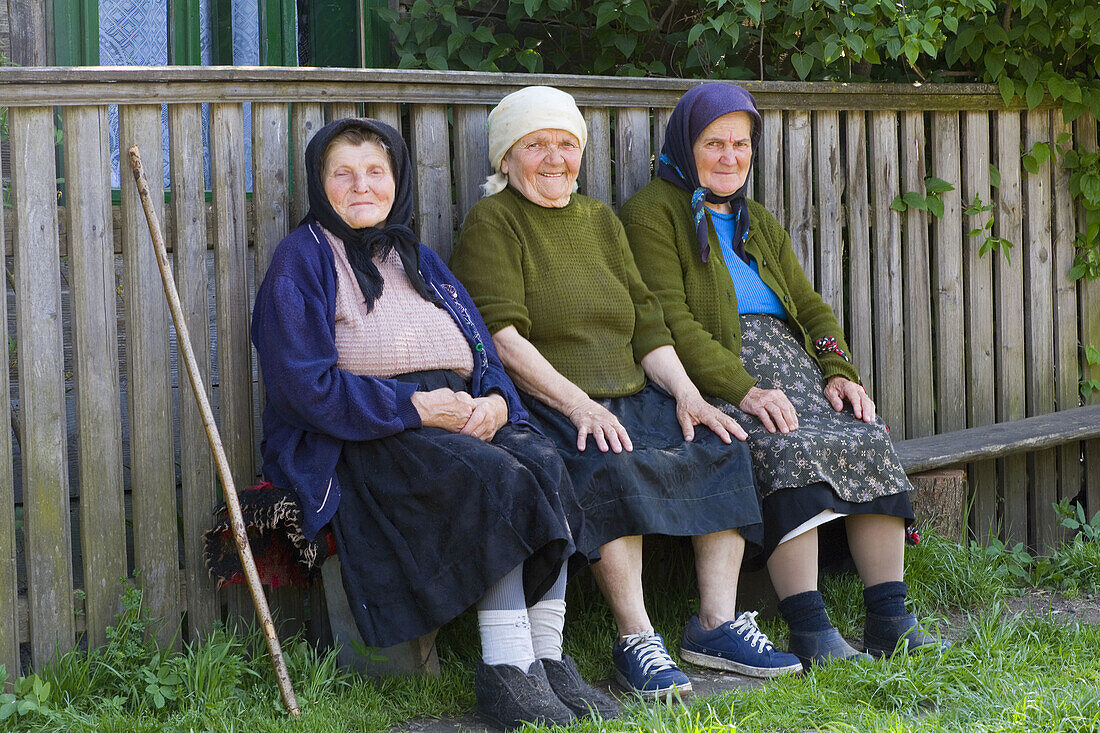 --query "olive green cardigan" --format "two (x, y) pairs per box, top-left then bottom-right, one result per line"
(621, 178), (861, 407)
